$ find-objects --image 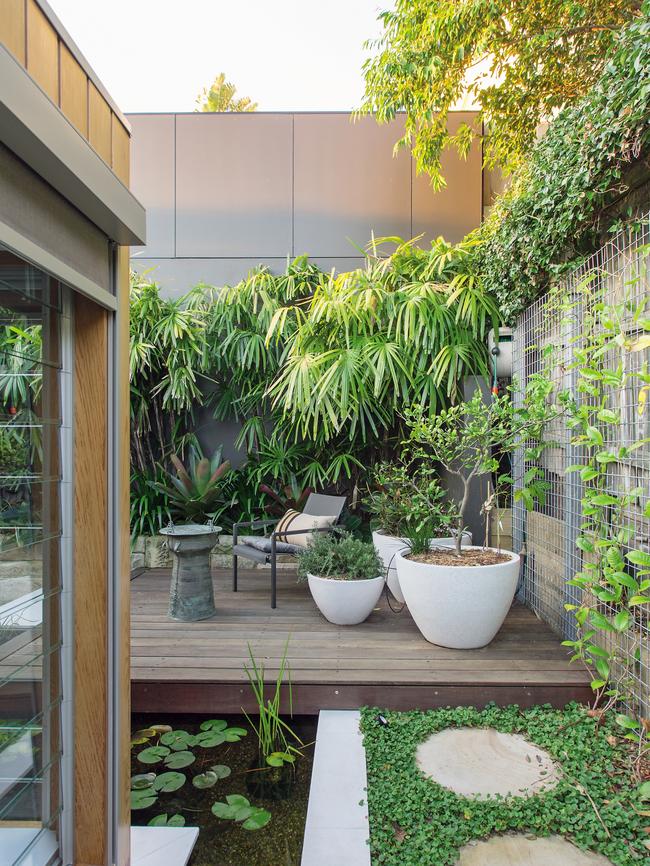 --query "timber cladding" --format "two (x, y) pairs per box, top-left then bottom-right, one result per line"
(73, 295), (109, 866)
(0, 0), (130, 184)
